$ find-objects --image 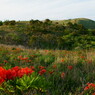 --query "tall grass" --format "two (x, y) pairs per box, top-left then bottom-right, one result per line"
(0, 45), (95, 95)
